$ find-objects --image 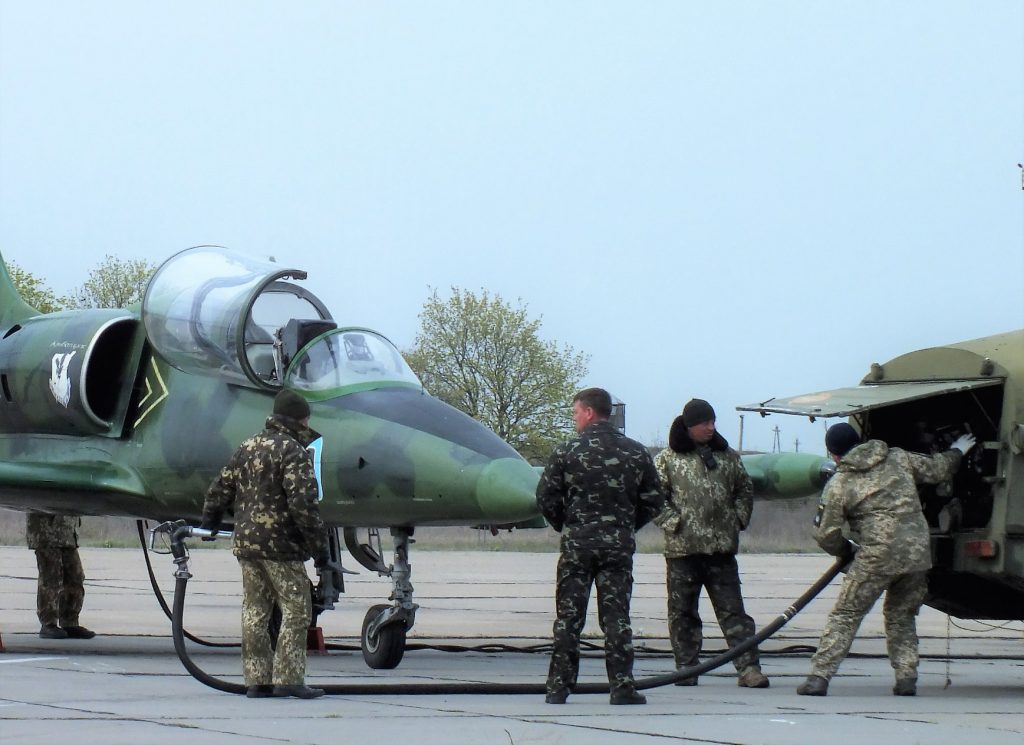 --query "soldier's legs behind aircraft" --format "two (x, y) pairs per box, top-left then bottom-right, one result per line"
(546, 549), (598, 702)
(805, 572), (889, 686)
(883, 571), (928, 696)
(594, 551), (641, 702)
(666, 555), (705, 684)
(57, 548), (87, 629)
(703, 553), (768, 687)
(35, 548), (65, 637)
